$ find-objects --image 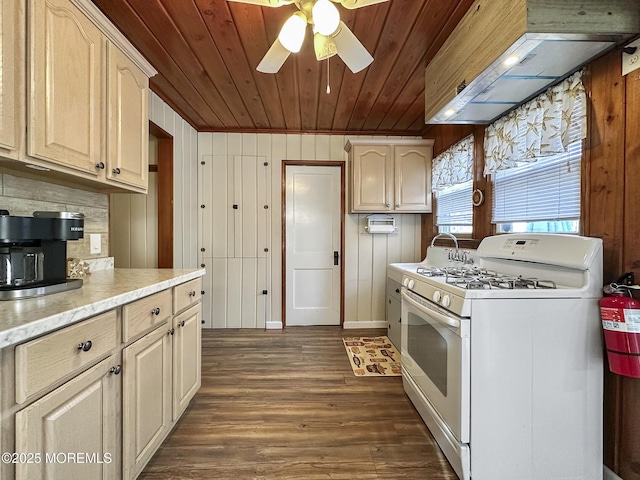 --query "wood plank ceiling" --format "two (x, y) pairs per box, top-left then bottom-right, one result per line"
(91, 0), (475, 135)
